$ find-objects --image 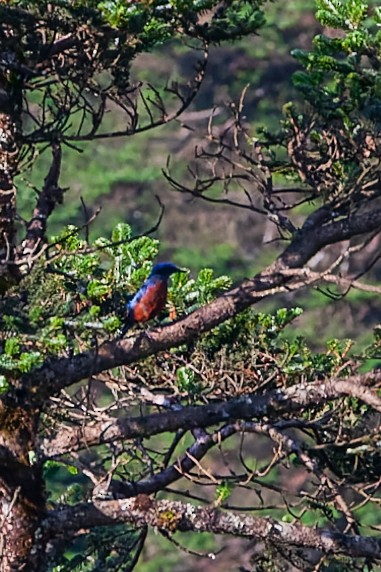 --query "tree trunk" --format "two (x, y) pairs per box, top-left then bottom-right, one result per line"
(0, 403), (46, 571)
(0, 68), (22, 292)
